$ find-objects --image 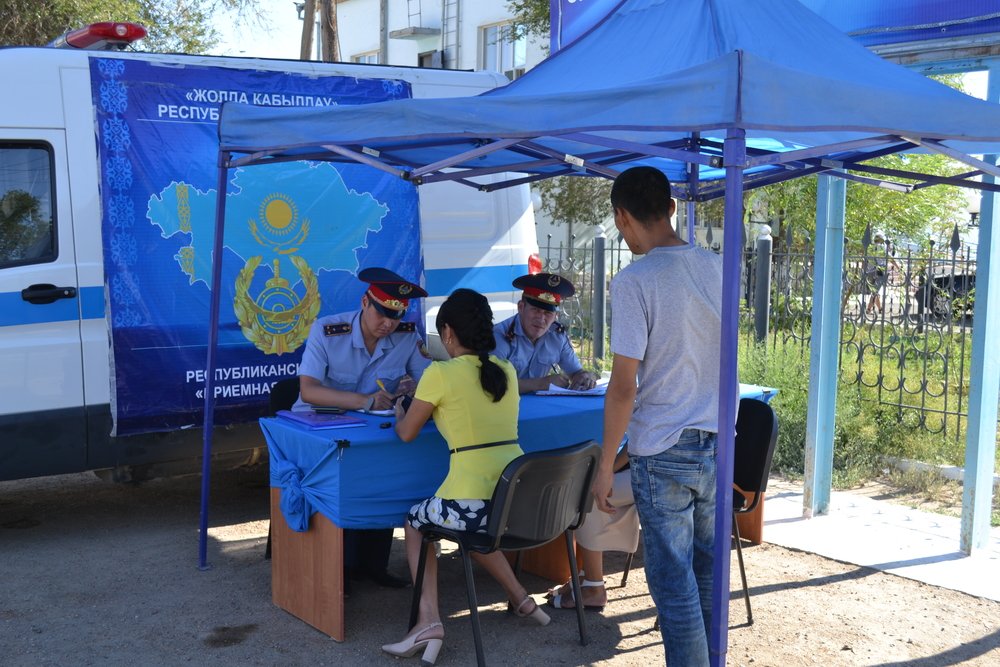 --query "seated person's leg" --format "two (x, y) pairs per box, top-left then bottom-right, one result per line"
(548, 469), (638, 610)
